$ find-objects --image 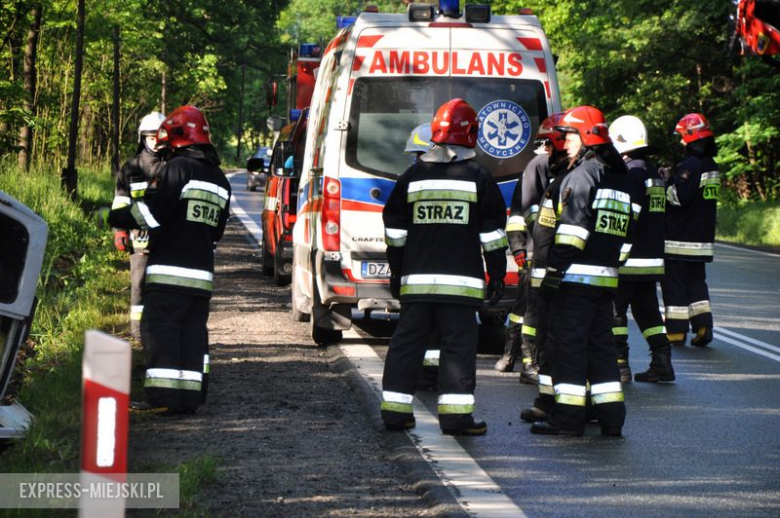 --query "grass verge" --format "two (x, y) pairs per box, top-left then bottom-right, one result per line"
(717, 200), (780, 250)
